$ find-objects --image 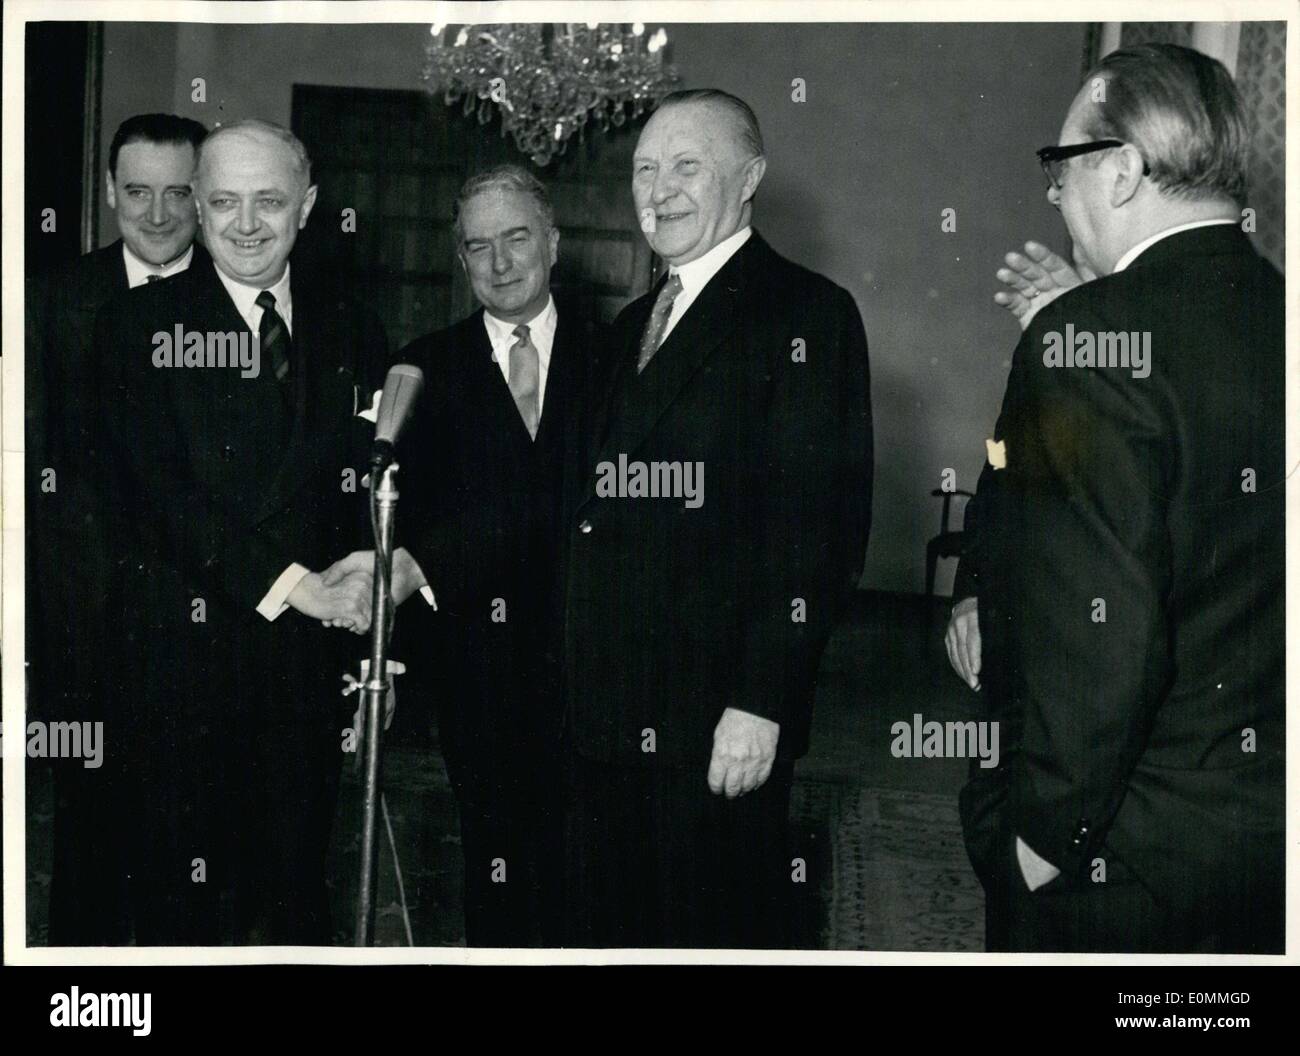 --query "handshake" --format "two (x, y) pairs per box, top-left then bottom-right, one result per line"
(285, 548), (428, 635)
